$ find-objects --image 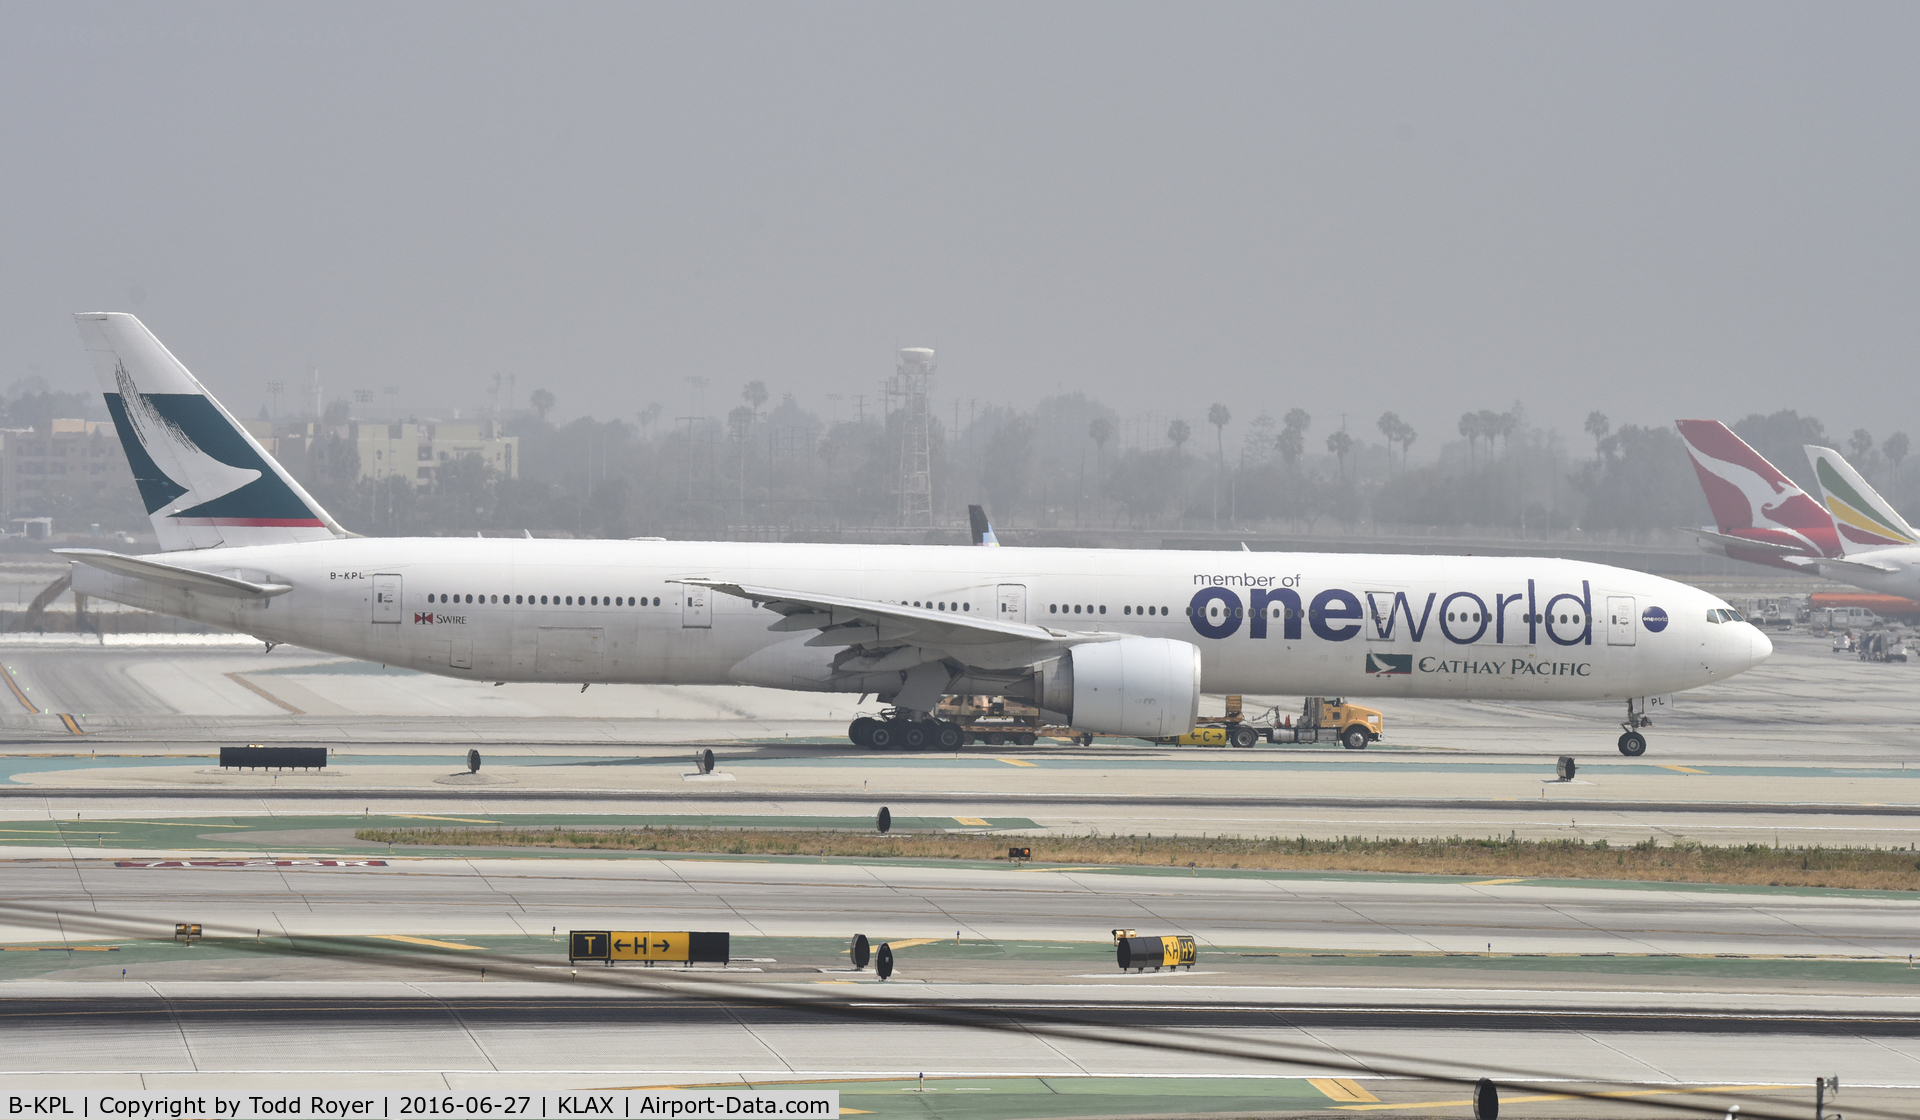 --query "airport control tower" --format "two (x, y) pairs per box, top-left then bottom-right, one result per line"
(890, 347), (936, 528)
